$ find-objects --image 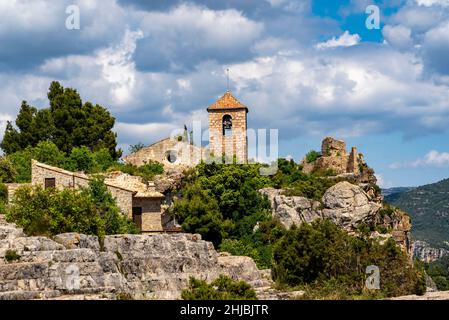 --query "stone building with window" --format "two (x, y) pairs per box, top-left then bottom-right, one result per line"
(7, 160), (166, 233)
(124, 91), (249, 167)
